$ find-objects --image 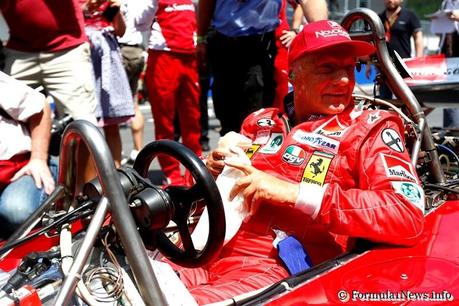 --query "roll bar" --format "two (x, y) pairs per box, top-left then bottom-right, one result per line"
(341, 8), (445, 184)
(54, 120), (166, 305)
